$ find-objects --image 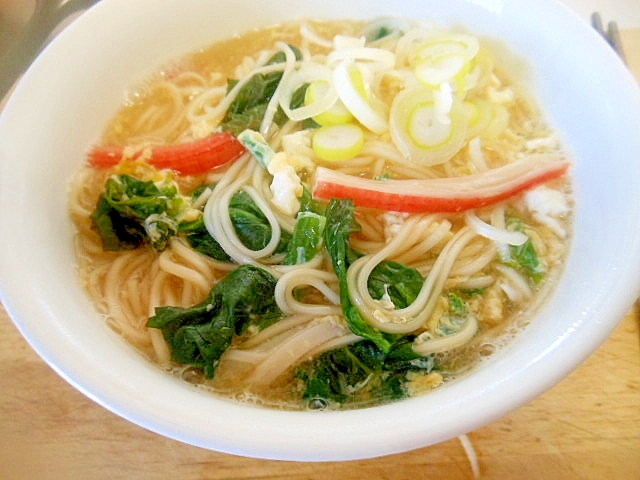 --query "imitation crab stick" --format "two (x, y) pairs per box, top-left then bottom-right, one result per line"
(312, 154), (570, 213)
(87, 131), (246, 176)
